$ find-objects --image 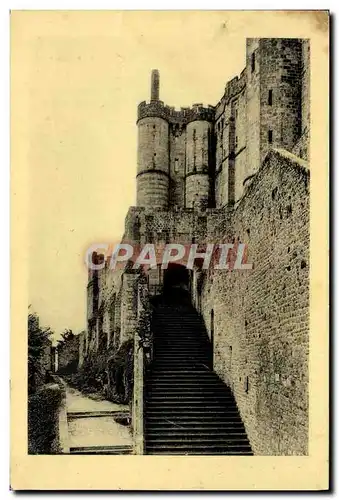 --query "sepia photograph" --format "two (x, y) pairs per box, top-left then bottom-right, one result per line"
(11, 10), (329, 490)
